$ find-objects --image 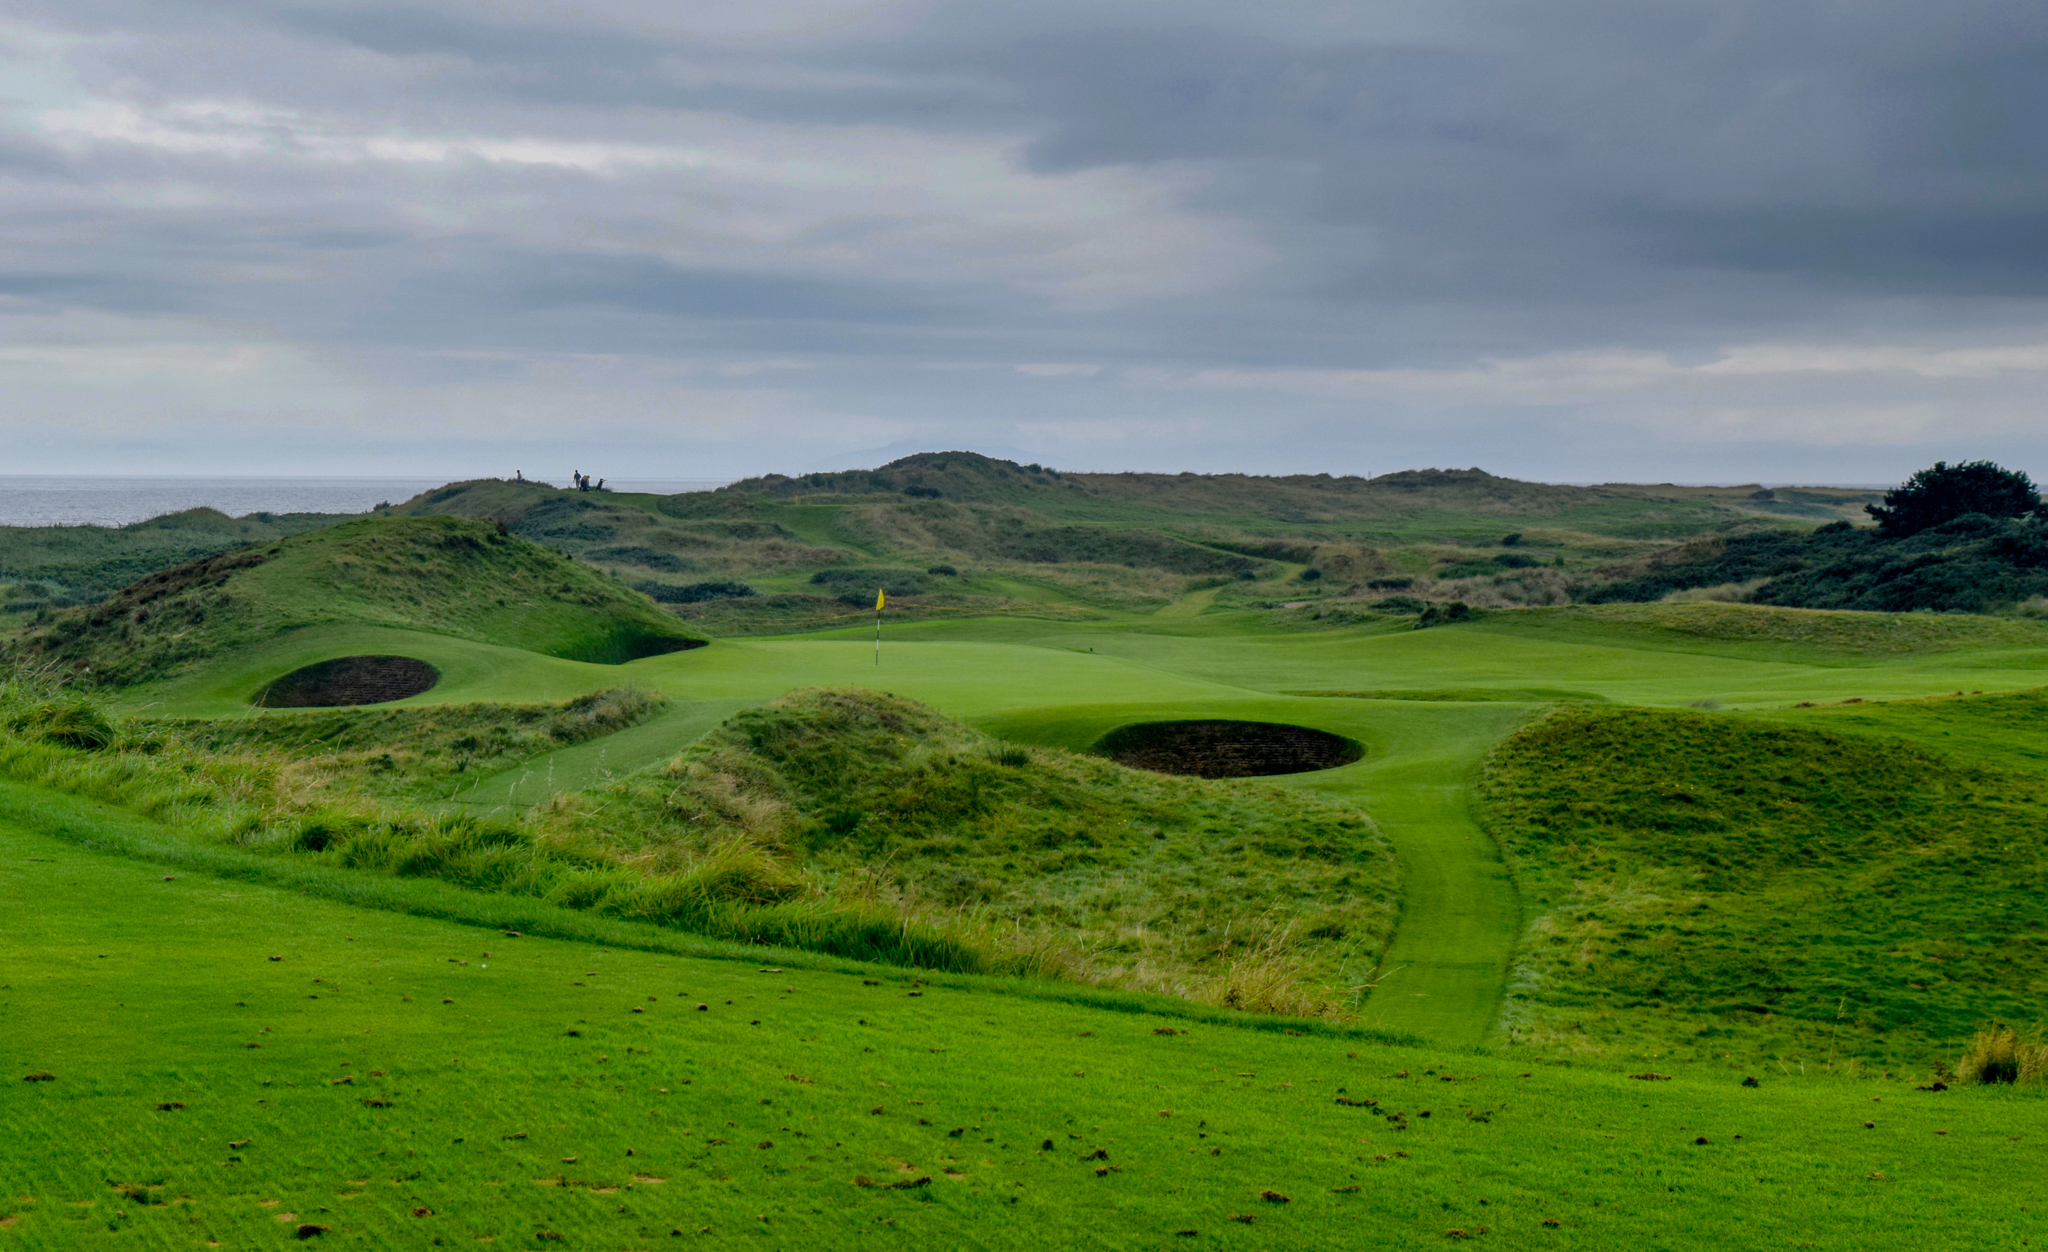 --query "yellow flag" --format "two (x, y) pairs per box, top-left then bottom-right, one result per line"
(876, 589), (886, 611)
